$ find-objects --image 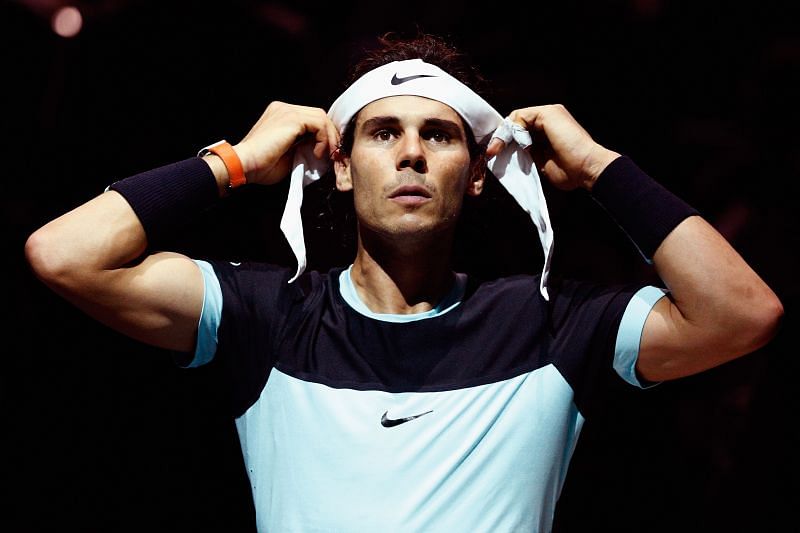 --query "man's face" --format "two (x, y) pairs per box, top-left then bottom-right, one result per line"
(335, 95), (483, 244)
